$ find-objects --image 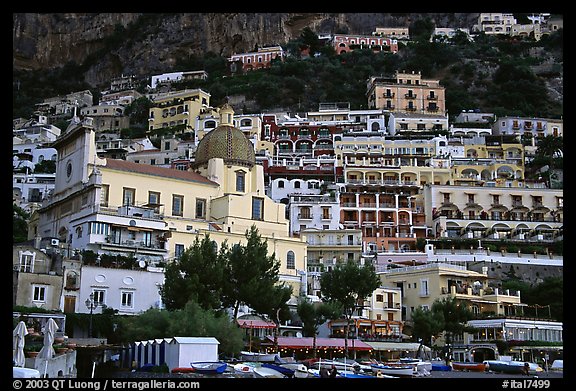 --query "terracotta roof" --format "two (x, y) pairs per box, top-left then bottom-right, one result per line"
(237, 319), (276, 329)
(103, 159), (218, 186)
